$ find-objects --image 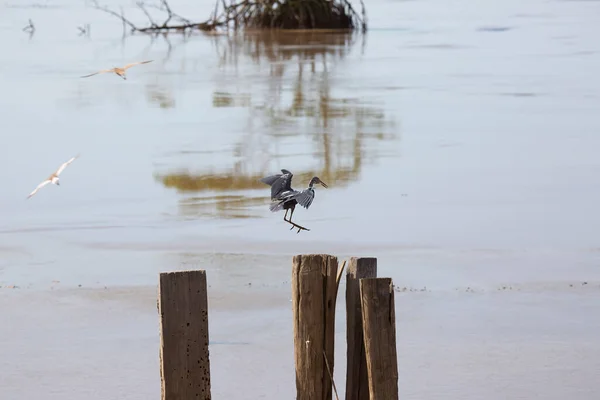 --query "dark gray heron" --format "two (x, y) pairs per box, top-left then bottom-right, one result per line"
(260, 169), (328, 233)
